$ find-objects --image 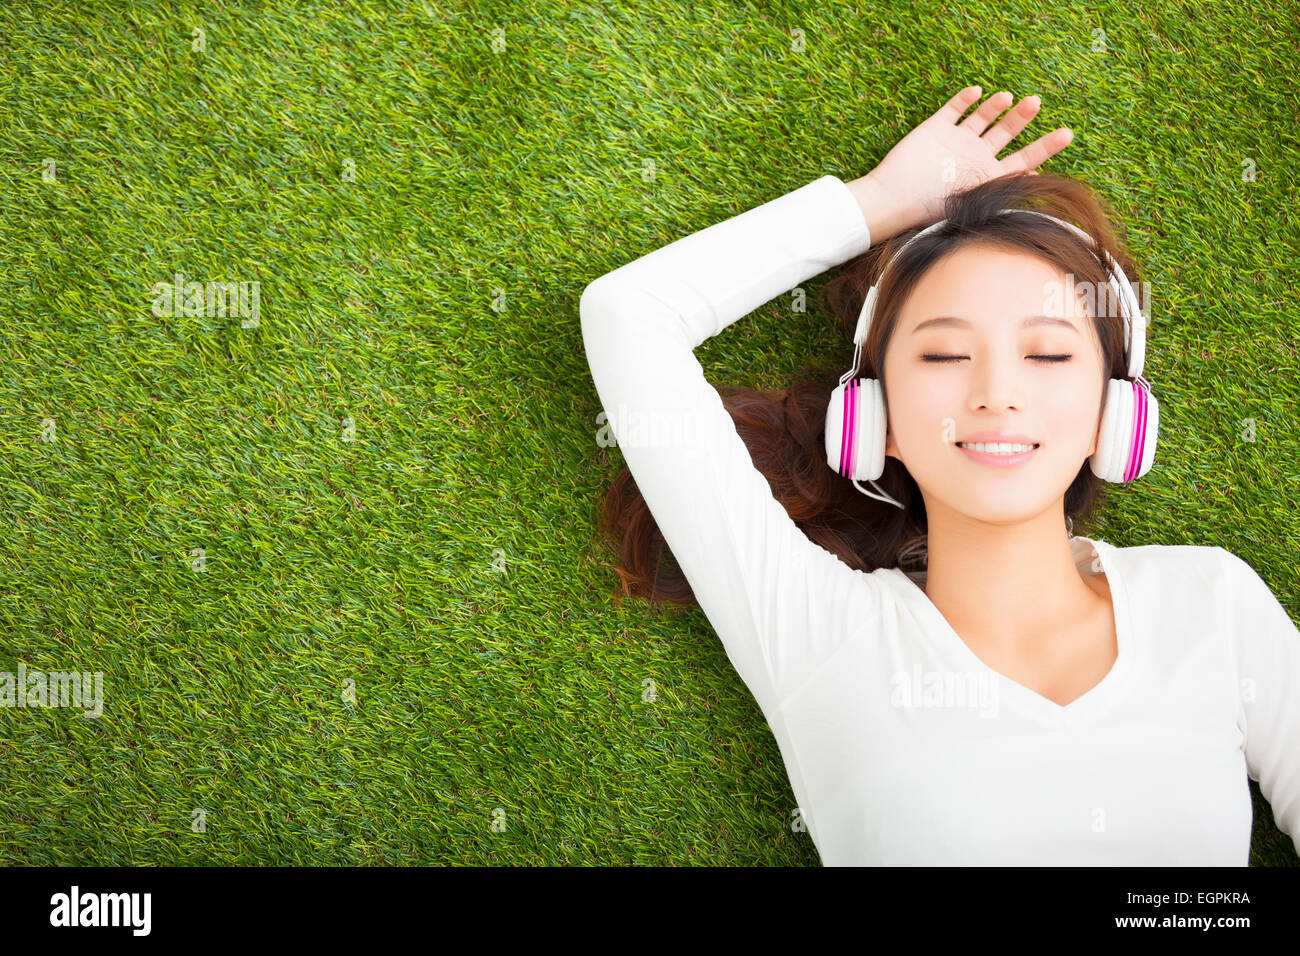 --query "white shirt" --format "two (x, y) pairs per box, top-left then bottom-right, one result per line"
(579, 173), (1300, 865)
